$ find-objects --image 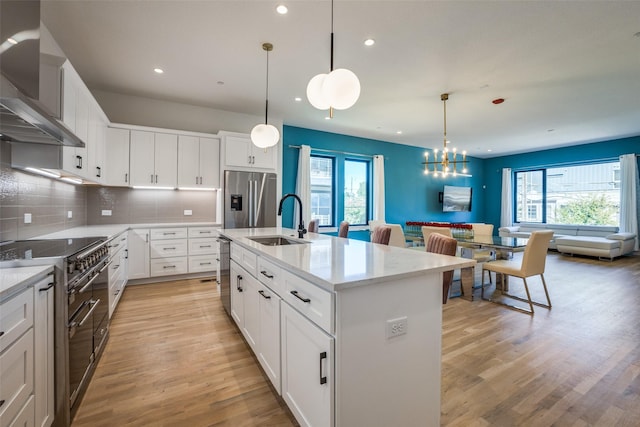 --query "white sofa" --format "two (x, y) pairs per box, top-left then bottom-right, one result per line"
(499, 223), (636, 260)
